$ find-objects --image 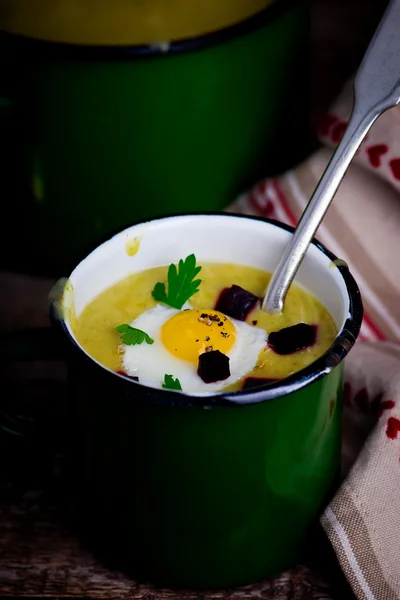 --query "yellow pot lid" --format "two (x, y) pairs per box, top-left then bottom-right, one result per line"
(0, 0), (272, 47)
